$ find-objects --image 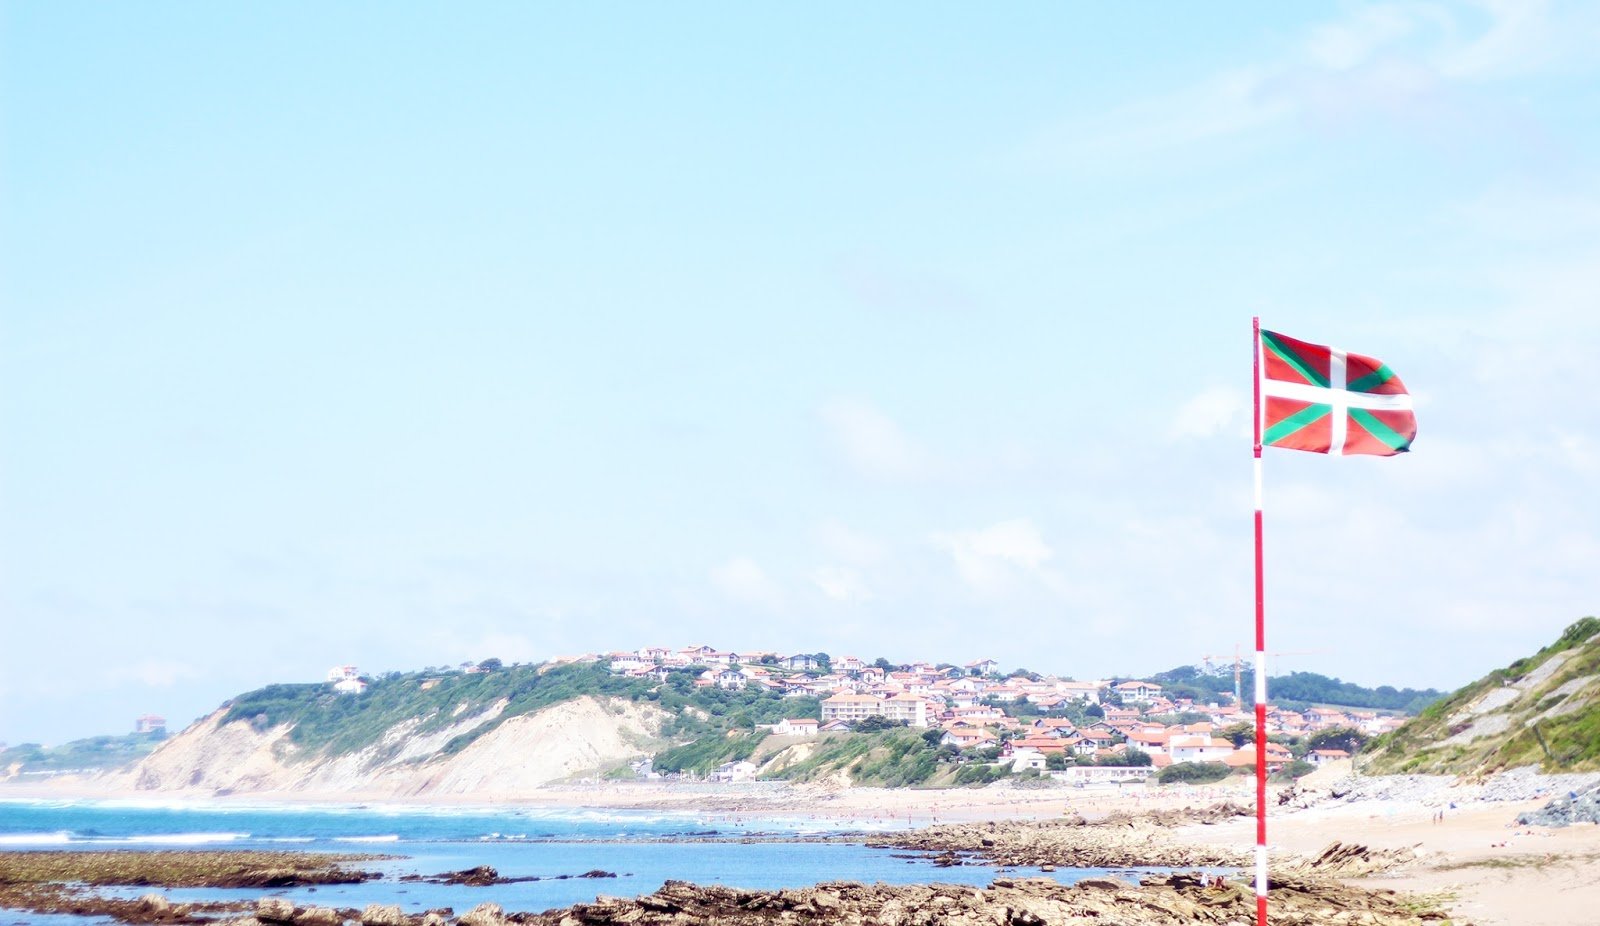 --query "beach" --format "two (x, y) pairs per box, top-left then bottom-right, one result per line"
(6, 765), (1600, 924)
